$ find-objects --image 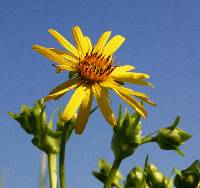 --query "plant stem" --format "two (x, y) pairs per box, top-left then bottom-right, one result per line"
(40, 152), (47, 188)
(103, 157), (123, 188)
(141, 136), (154, 144)
(59, 123), (74, 188)
(48, 153), (57, 188)
(59, 133), (67, 188)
